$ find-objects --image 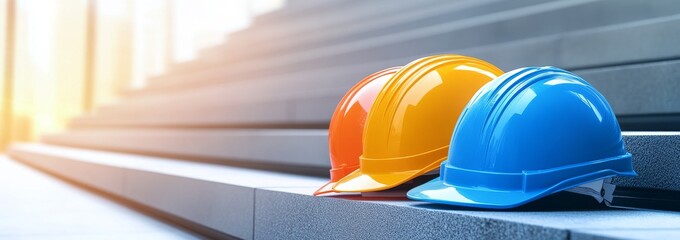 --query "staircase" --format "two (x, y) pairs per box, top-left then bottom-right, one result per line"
(8, 0), (680, 239)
